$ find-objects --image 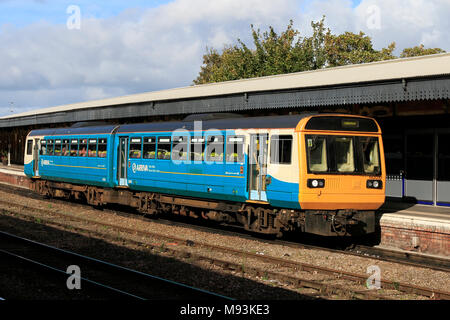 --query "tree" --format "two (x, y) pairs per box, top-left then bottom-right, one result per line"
(194, 17), (445, 84)
(400, 44), (445, 58)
